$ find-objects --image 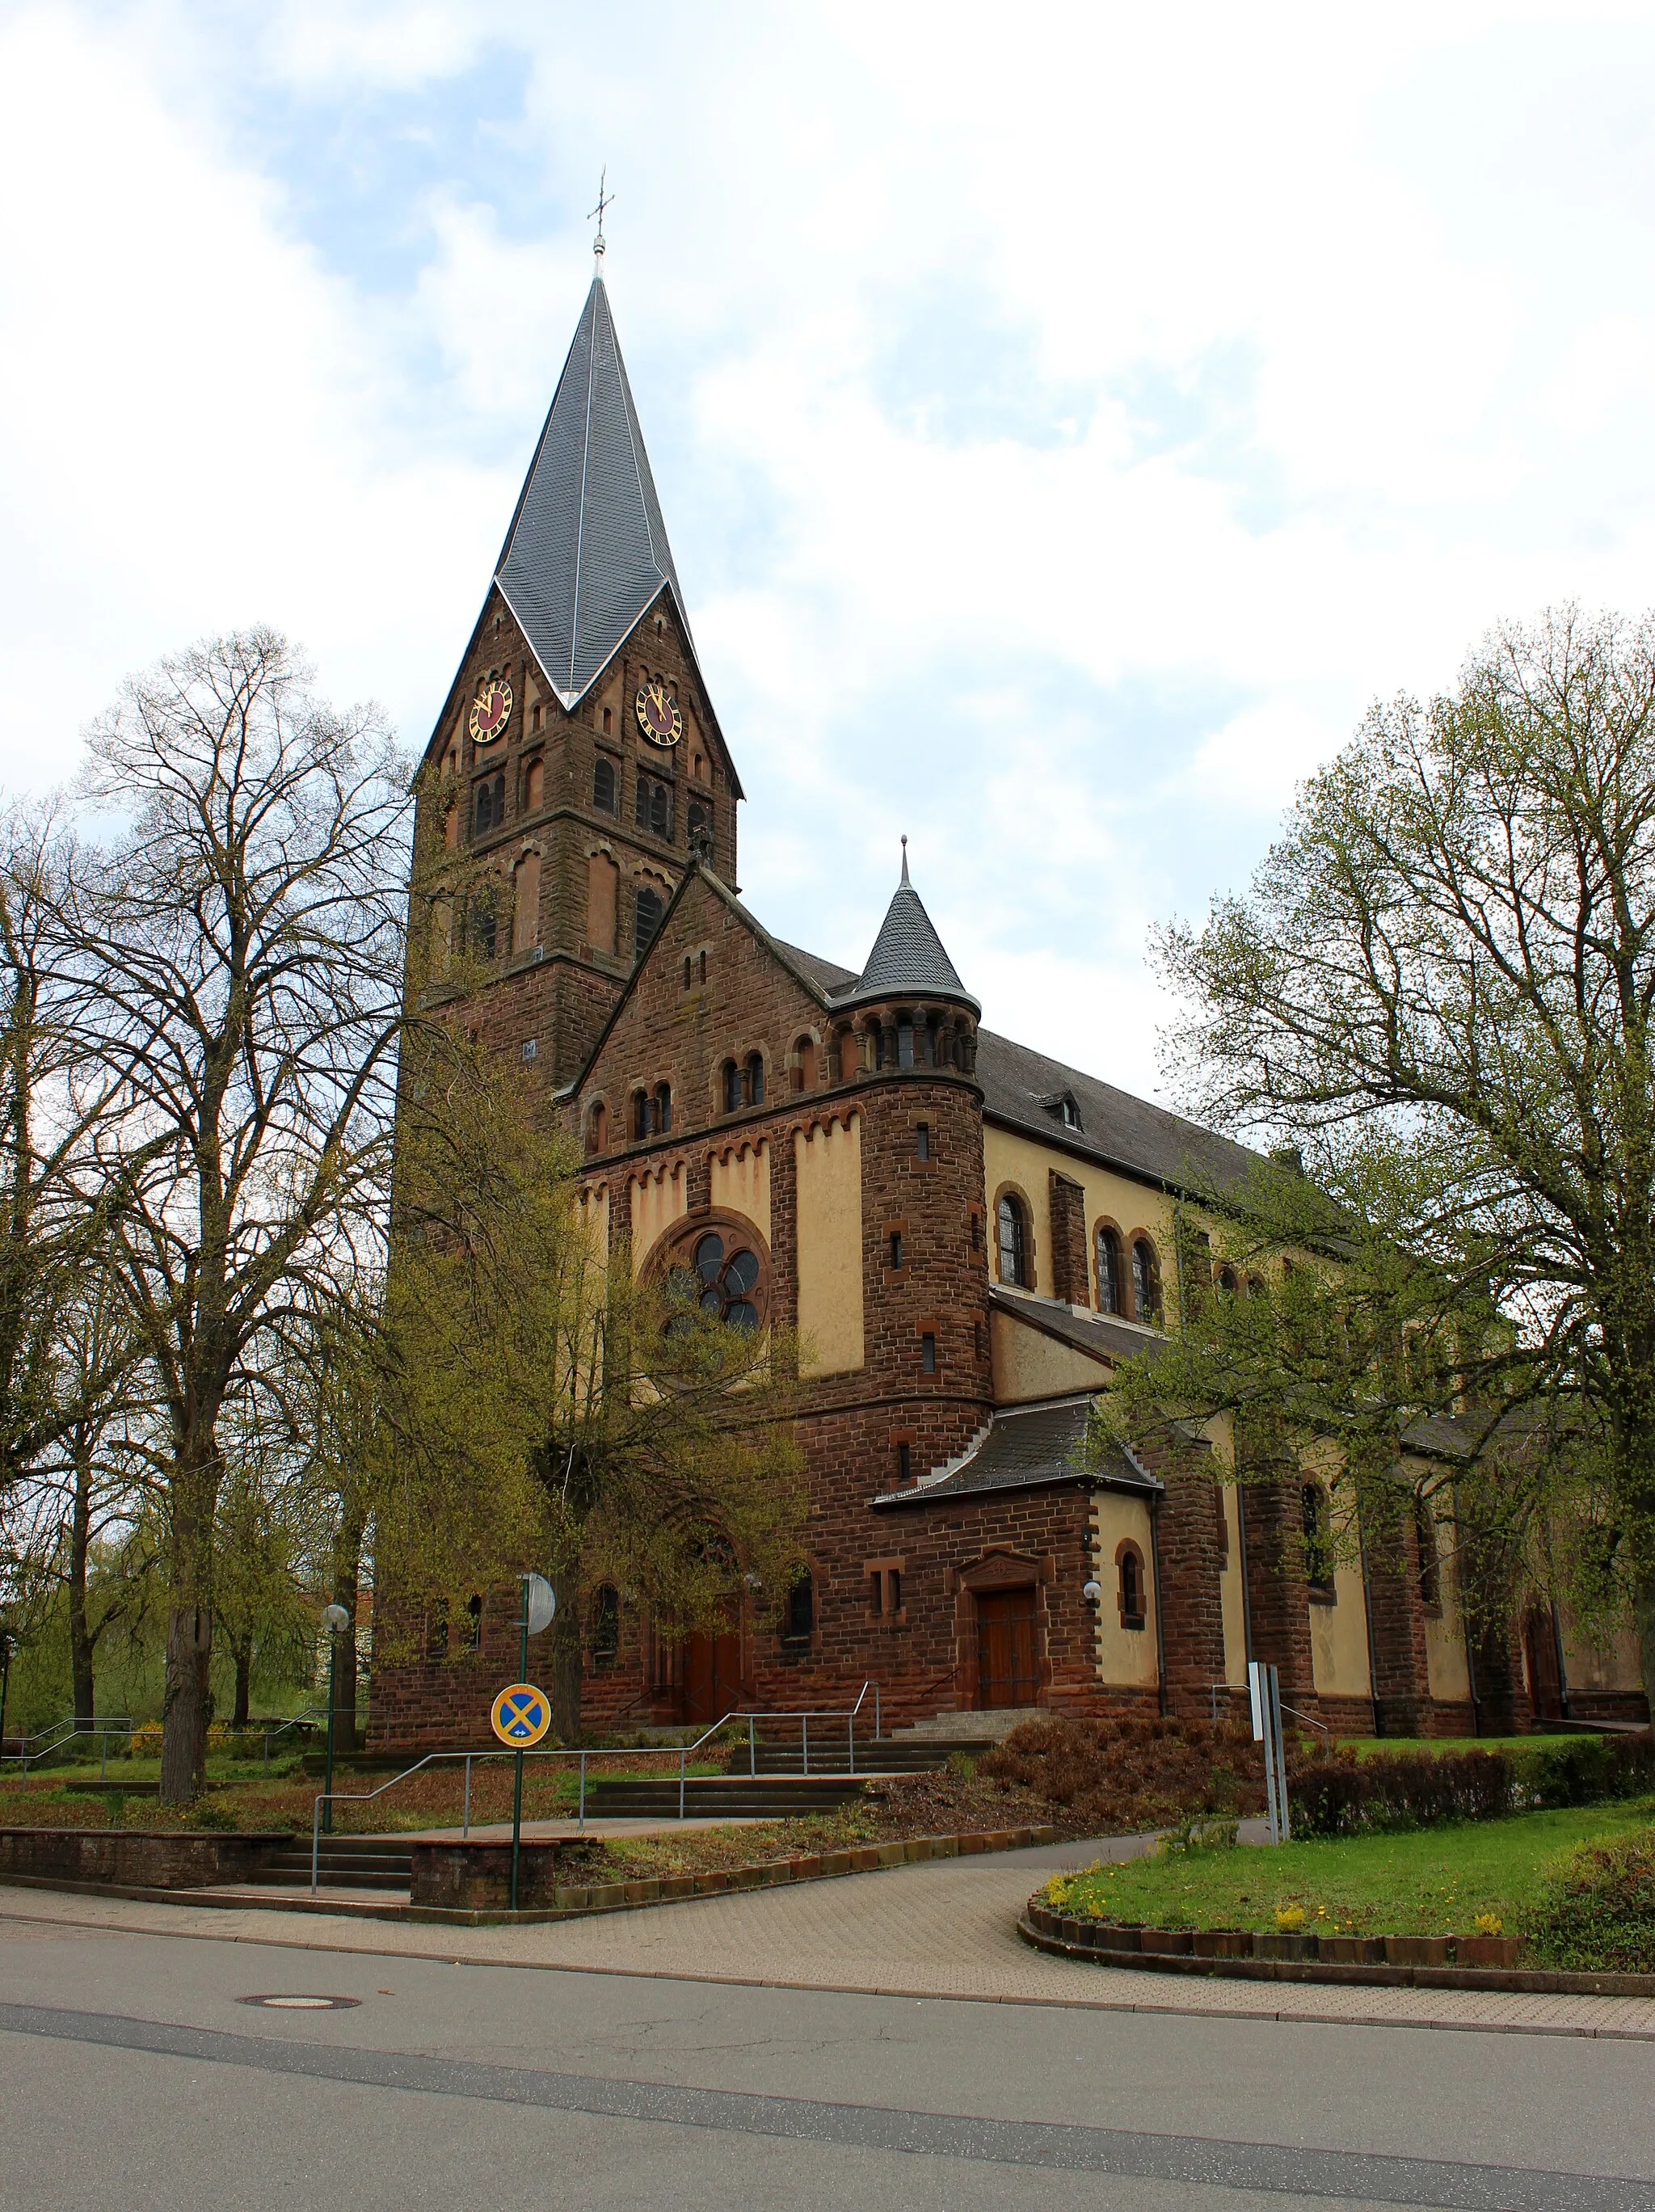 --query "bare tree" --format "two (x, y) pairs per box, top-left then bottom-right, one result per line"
(50, 631), (408, 1801)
